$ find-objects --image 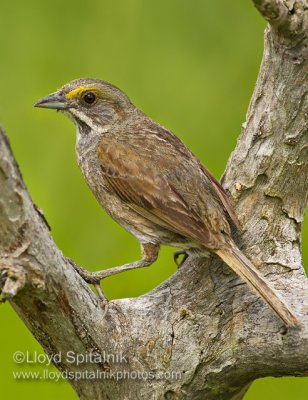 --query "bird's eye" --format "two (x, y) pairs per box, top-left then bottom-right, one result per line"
(83, 92), (97, 105)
